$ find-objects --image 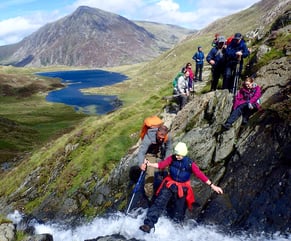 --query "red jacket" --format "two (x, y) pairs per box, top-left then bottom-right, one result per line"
(156, 176), (195, 210)
(156, 155), (210, 209)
